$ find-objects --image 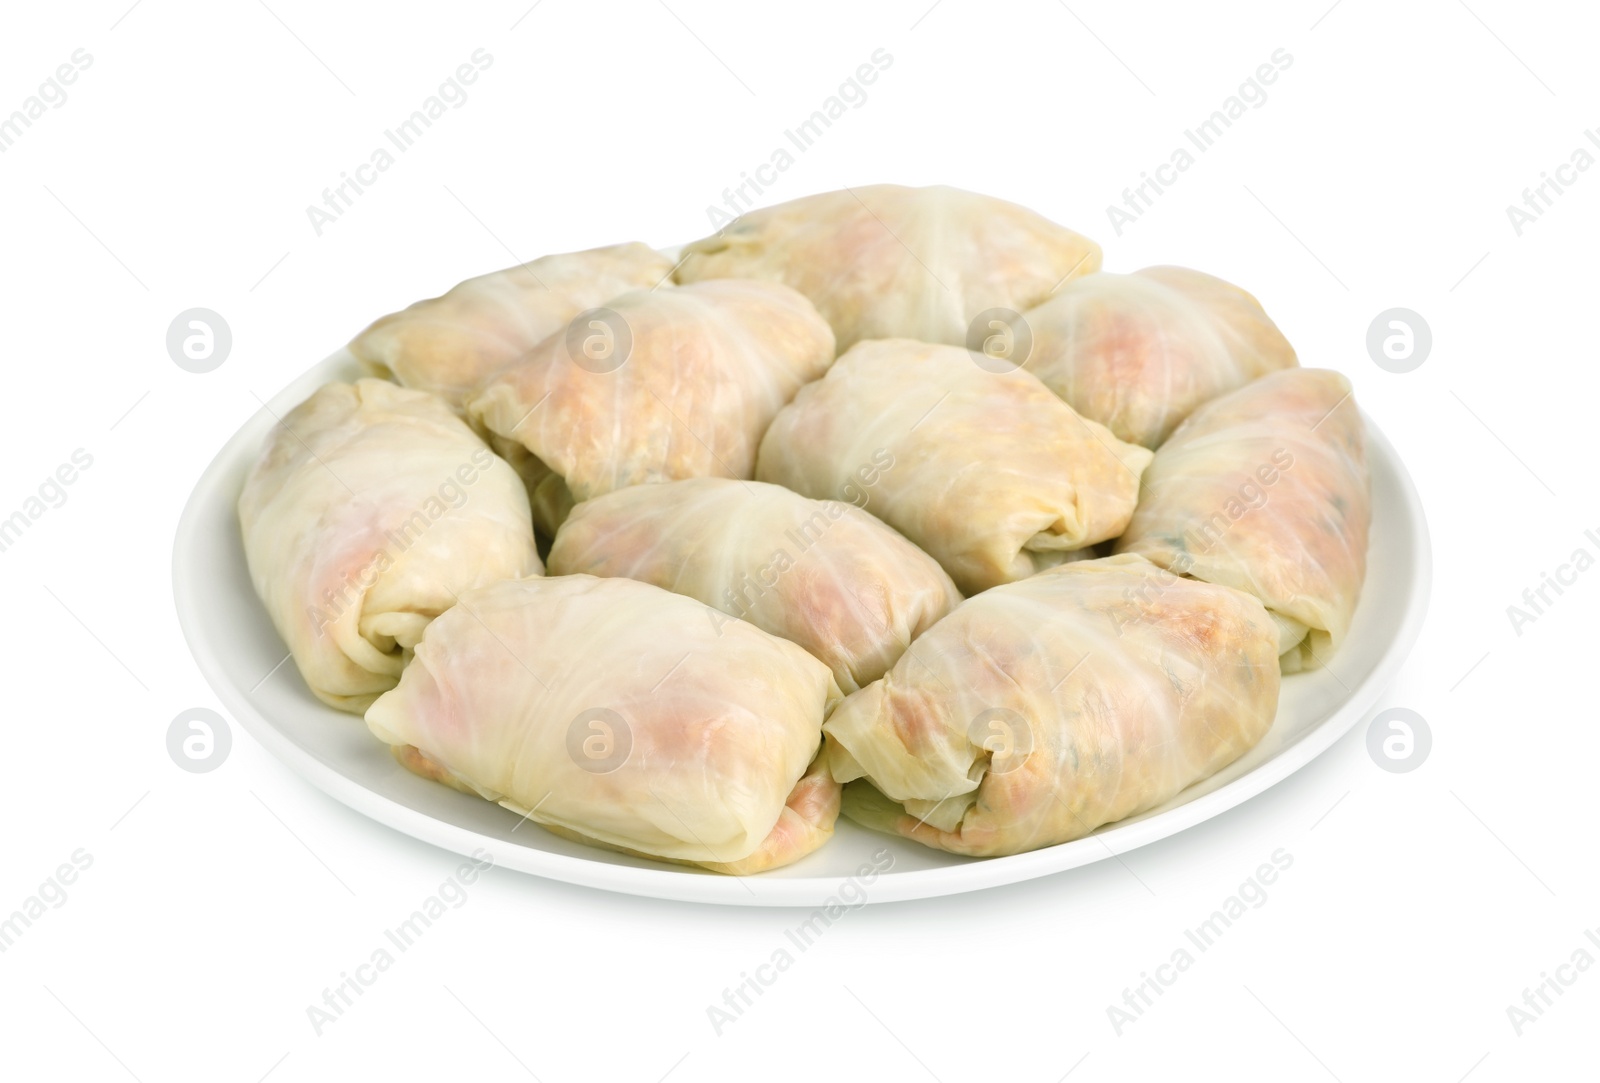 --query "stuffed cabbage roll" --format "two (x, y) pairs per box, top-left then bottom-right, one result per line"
(548, 478), (962, 694)
(756, 339), (1152, 595)
(366, 574), (843, 874)
(467, 279), (835, 535)
(825, 555), (1281, 857)
(1018, 266), (1298, 447)
(238, 379), (542, 712)
(1115, 368), (1370, 672)
(349, 242), (673, 409)
(675, 184), (1101, 351)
